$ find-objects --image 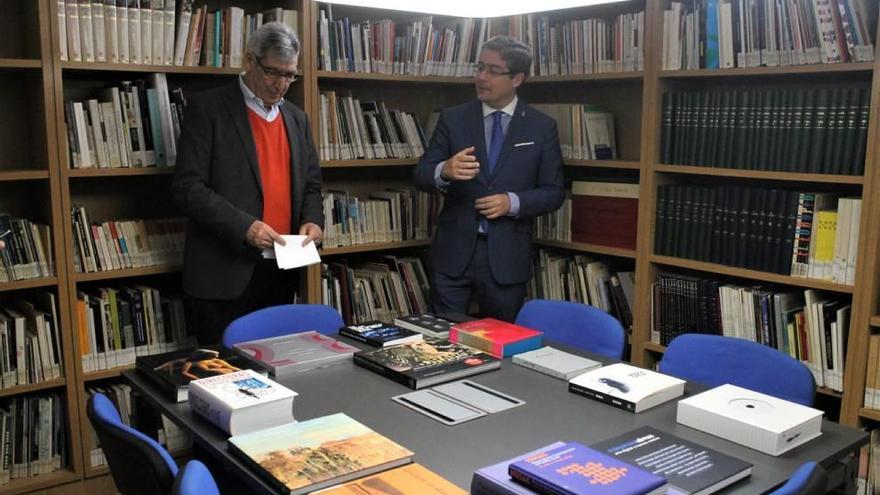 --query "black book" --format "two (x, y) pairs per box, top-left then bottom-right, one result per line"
(717, 91), (734, 167)
(755, 89), (772, 171)
(661, 93), (674, 164)
(339, 321), (423, 347)
(734, 187), (752, 268)
(695, 91), (710, 165)
(853, 88), (869, 175)
(654, 184), (671, 256)
(807, 88), (830, 173)
(822, 88), (843, 173)
(706, 91), (721, 165)
(732, 90), (750, 169)
(747, 188), (767, 271)
(776, 89), (794, 172)
(839, 88), (859, 175)
(794, 89), (815, 171)
(678, 186), (696, 259)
